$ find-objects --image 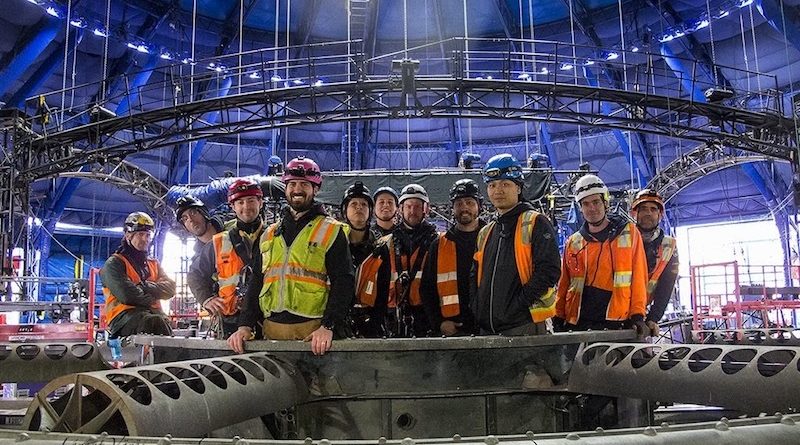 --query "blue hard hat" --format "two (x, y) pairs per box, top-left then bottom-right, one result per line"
(482, 154), (524, 184)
